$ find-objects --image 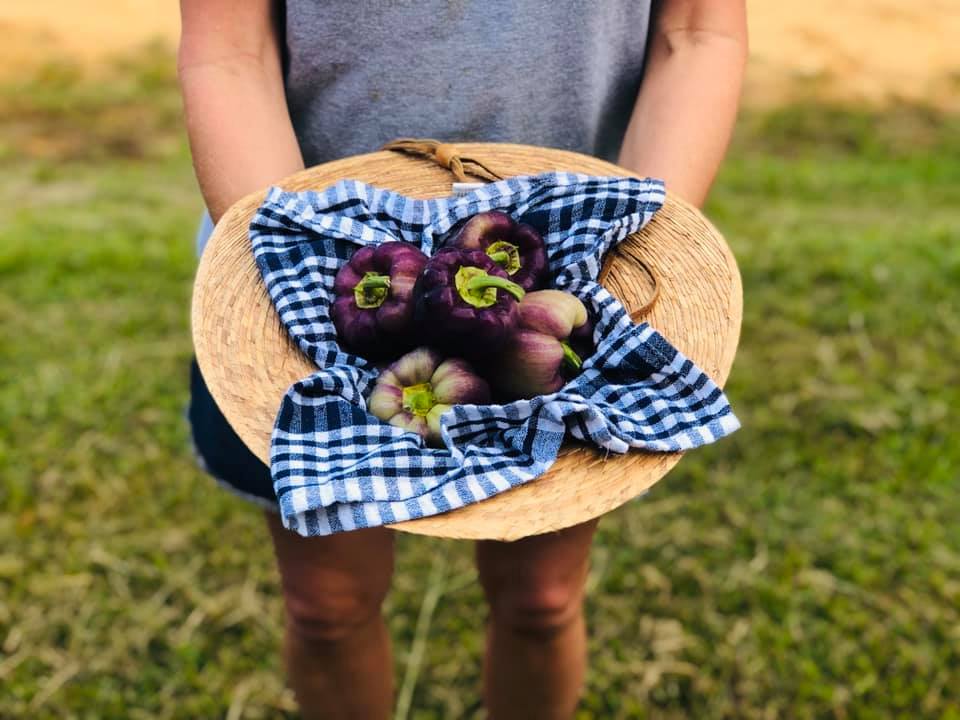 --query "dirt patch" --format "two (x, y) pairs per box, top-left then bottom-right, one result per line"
(0, 3), (179, 69)
(747, 0), (960, 109)
(3, 1), (959, 108)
